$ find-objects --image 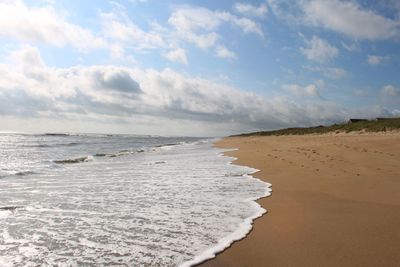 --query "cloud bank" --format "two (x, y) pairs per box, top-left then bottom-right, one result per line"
(0, 46), (364, 136)
(2, 45), (397, 136)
